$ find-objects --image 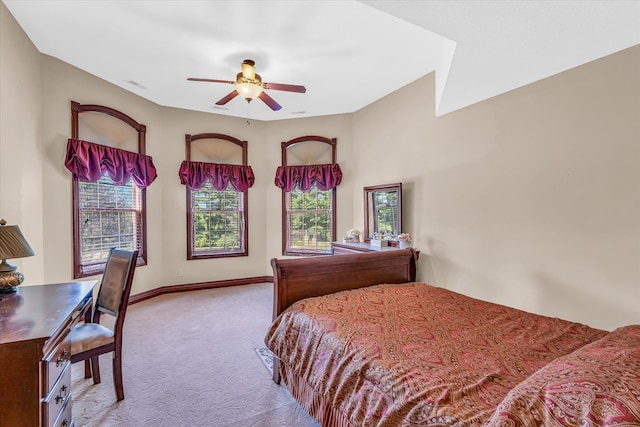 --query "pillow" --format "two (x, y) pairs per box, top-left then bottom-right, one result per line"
(487, 325), (640, 426)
